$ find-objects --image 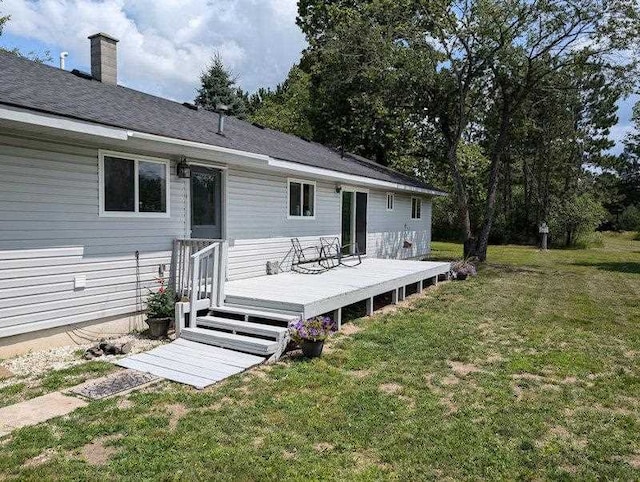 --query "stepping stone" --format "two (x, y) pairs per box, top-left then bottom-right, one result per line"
(71, 370), (159, 400)
(0, 392), (87, 437)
